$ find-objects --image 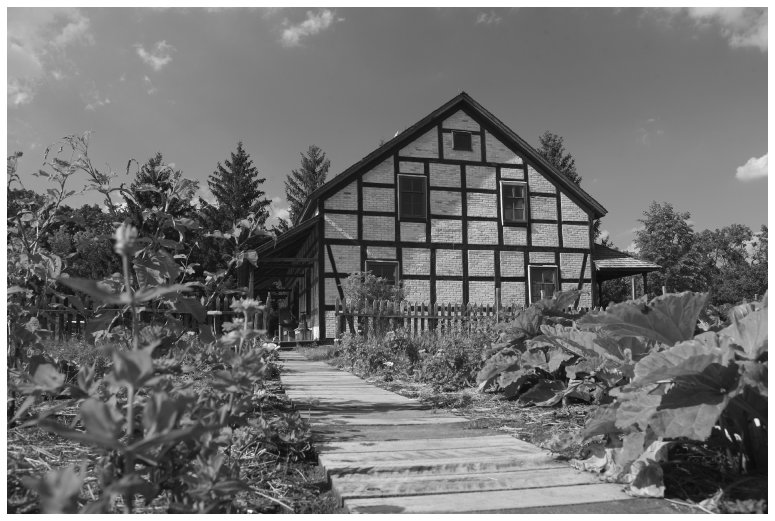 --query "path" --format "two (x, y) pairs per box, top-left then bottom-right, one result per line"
(279, 351), (687, 514)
